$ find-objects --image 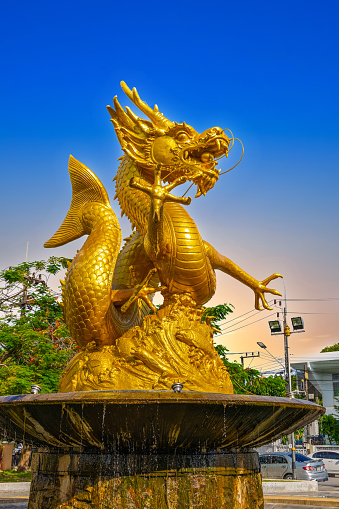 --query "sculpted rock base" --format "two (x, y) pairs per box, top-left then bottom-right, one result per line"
(59, 294), (233, 394)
